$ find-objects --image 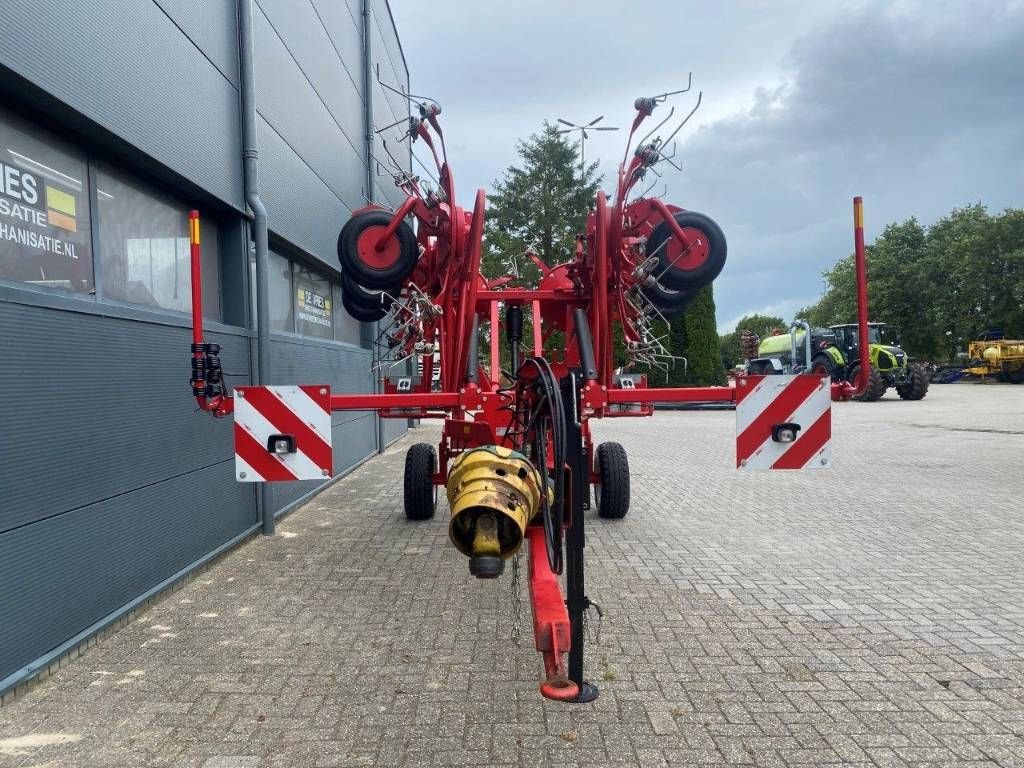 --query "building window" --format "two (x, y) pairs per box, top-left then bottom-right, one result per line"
(332, 283), (362, 345)
(294, 263), (333, 340)
(0, 107), (94, 294)
(268, 251), (293, 332)
(96, 164), (221, 319)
